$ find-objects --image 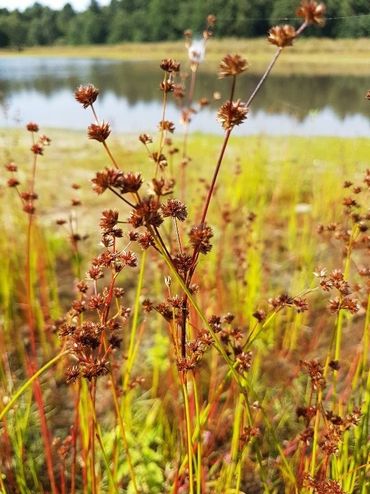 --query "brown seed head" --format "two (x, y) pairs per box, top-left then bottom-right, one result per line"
(158, 120), (175, 133)
(87, 122), (111, 142)
(7, 177), (20, 188)
(207, 14), (216, 28)
(219, 54), (248, 78)
(100, 209), (119, 232)
(75, 84), (99, 108)
(268, 25), (296, 47)
(304, 475), (346, 494)
(23, 203), (35, 215)
(189, 223), (213, 254)
(139, 133), (153, 144)
(161, 199), (187, 221)
(26, 122), (39, 132)
(217, 99), (248, 130)
(366, 90), (370, 100)
(5, 162), (17, 172)
(31, 143), (43, 155)
(160, 58), (180, 73)
(119, 172), (143, 194)
(129, 197), (163, 228)
(92, 168), (120, 194)
(173, 84), (185, 99)
(160, 79), (175, 93)
(297, 1), (326, 26)
(199, 97), (209, 107)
